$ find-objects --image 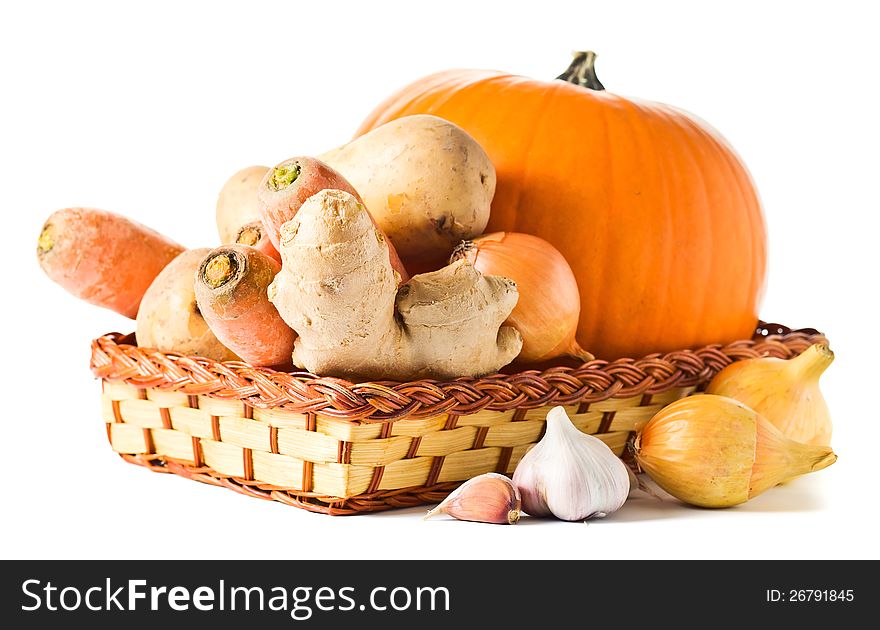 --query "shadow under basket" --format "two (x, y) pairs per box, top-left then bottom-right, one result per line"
(90, 322), (826, 515)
